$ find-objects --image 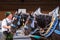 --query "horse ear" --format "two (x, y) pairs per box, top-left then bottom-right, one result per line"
(49, 6), (59, 18)
(33, 7), (42, 17)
